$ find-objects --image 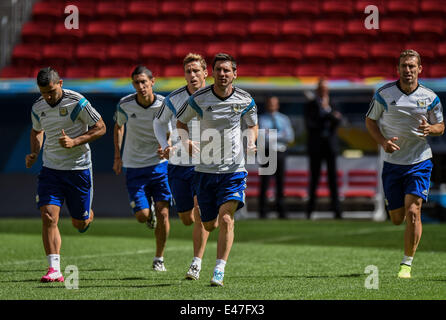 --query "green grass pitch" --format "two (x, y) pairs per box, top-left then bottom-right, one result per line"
(1, 218), (446, 300)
